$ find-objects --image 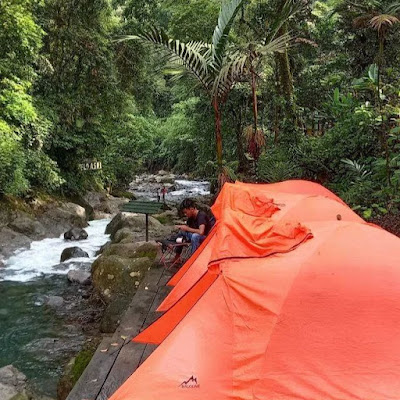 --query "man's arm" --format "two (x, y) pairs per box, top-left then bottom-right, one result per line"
(175, 224), (205, 235)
